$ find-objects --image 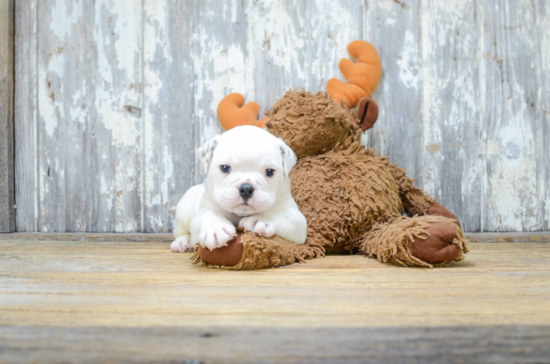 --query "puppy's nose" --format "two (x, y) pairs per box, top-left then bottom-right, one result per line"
(239, 183), (254, 202)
